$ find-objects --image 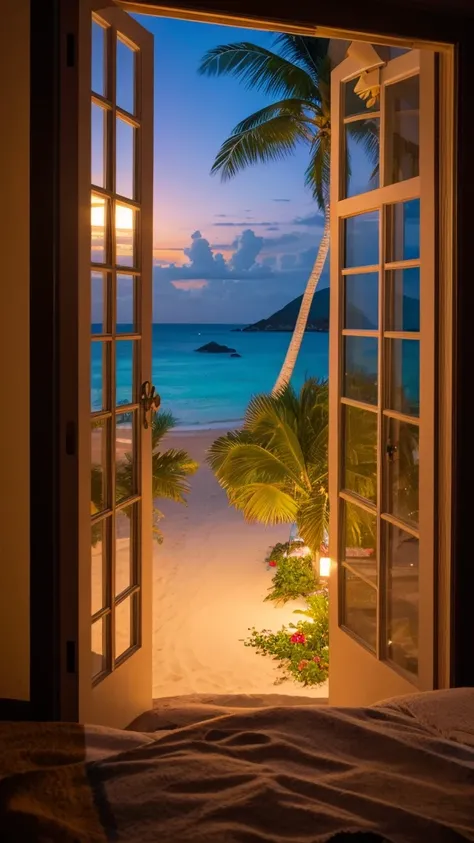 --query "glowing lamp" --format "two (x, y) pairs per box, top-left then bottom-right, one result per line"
(319, 556), (331, 579)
